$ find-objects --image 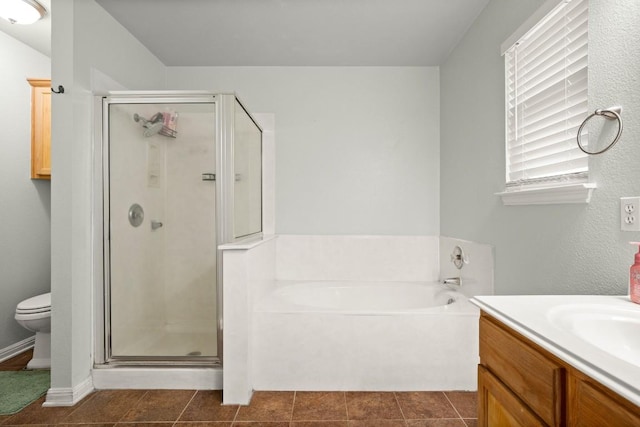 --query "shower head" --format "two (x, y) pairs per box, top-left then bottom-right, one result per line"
(143, 121), (164, 137)
(133, 112), (165, 137)
(148, 112), (164, 123)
